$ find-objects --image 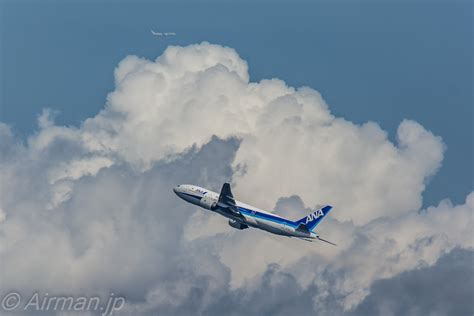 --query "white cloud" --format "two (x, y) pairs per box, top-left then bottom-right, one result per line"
(316, 192), (474, 311)
(0, 42), (471, 315)
(77, 42), (444, 225)
(214, 193), (473, 307)
(0, 207), (5, 223)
